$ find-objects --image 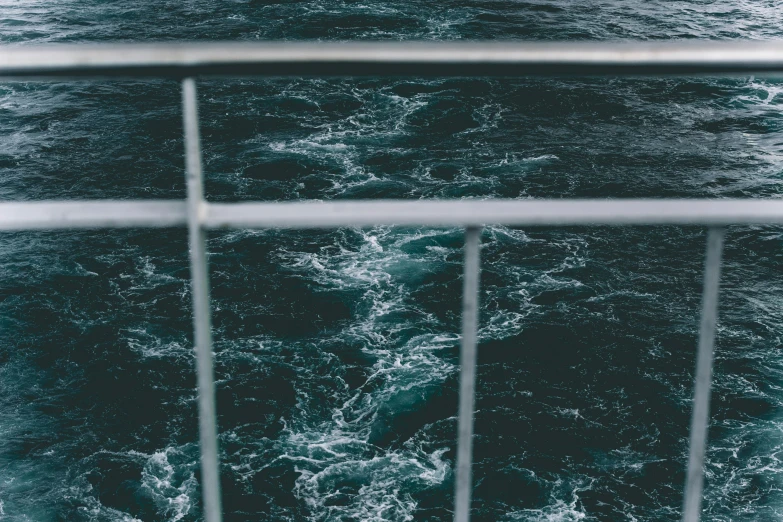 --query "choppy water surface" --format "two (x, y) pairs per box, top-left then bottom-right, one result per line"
(1, 1), (783, 521)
